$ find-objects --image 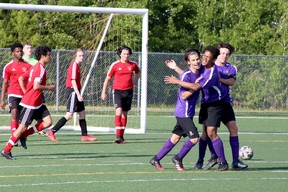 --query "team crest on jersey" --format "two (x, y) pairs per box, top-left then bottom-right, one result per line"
(12, 68), (16, 71)
(128, 66), (132, 71)
(118, 68), (122, 70)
